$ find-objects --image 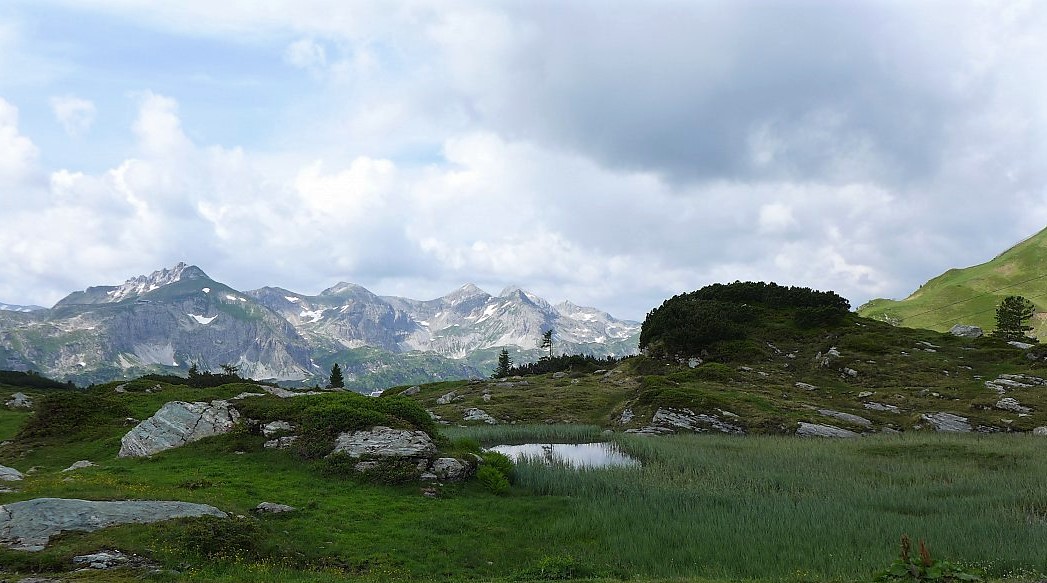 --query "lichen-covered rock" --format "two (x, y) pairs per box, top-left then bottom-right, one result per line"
(426, 457), (472, 481)
(949, 324), (983, 338)
(330, 426), (436, 458)
(435, 391), (457, 405)
(817, 409), (872, 427)
(796, 422), (859, 438)
(61, 460), (96, 473)
(463, 408), (498, 424)
(400, 386), (421, 396)
(263, 436), (298, 449)
(254, 502), (296, 513)
(261, 420), (295, 437)
(5, 392), (32, 409)
(0, 498), (226, 551)
(118, 400), (241, 457)
(0, 464), (24, 482)
(921, 412), (972, 432)
(629, 407), (744, 435)
(995, 397), (1031, 414)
